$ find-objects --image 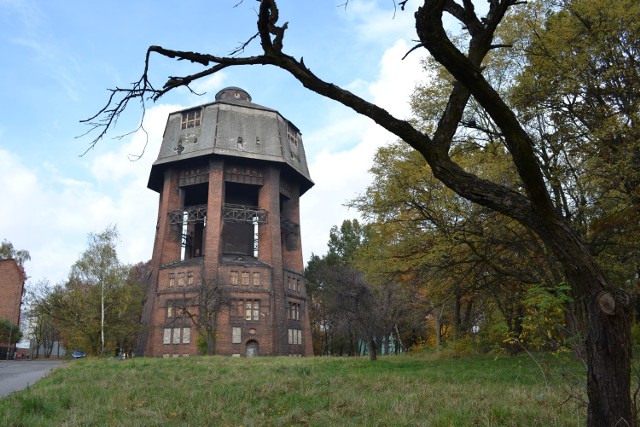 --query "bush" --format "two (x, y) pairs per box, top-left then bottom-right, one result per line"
(0, 319), (22, 344)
